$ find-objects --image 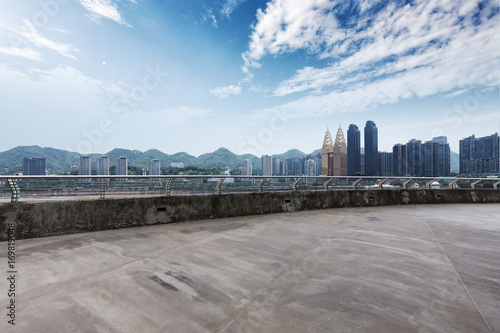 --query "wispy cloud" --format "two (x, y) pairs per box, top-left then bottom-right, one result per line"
(79, 0), (131, 27)
(242, 0), (499, 118)
(221, 0), (248, 17)
(210, 84), (241, 99)
(7, 20), (78, 59)
(201, 7), (219, 28)
(0, 47), (42, 61)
